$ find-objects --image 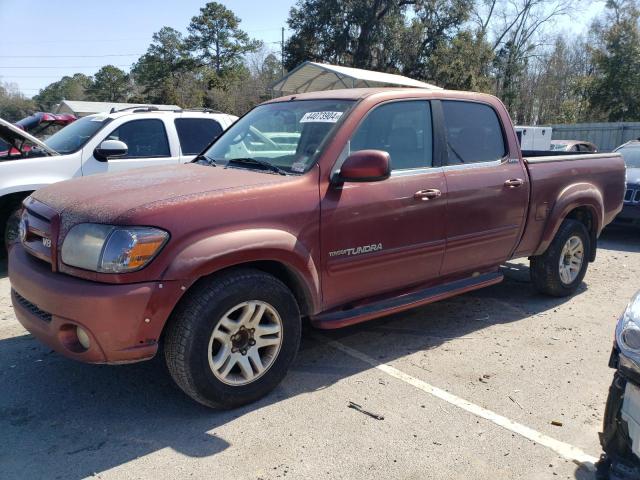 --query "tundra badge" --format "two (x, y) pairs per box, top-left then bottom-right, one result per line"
(329, 243), (383, 257)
